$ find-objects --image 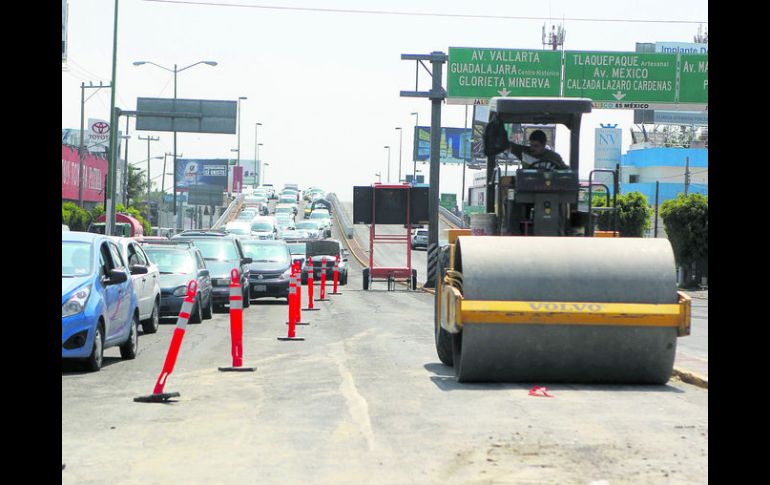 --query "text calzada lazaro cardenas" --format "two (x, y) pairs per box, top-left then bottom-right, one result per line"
(447, 48), (562, 100)
(563, 52), (677, 103)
